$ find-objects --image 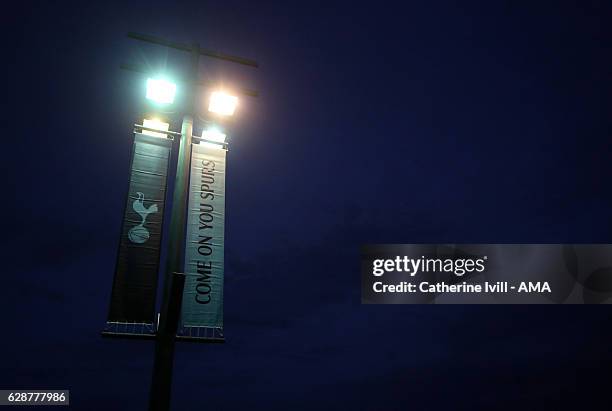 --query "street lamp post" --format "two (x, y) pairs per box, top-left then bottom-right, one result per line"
(149, 114), (192, 411)
(149, 44), (200, 411)
(104, 32), (257, 411)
